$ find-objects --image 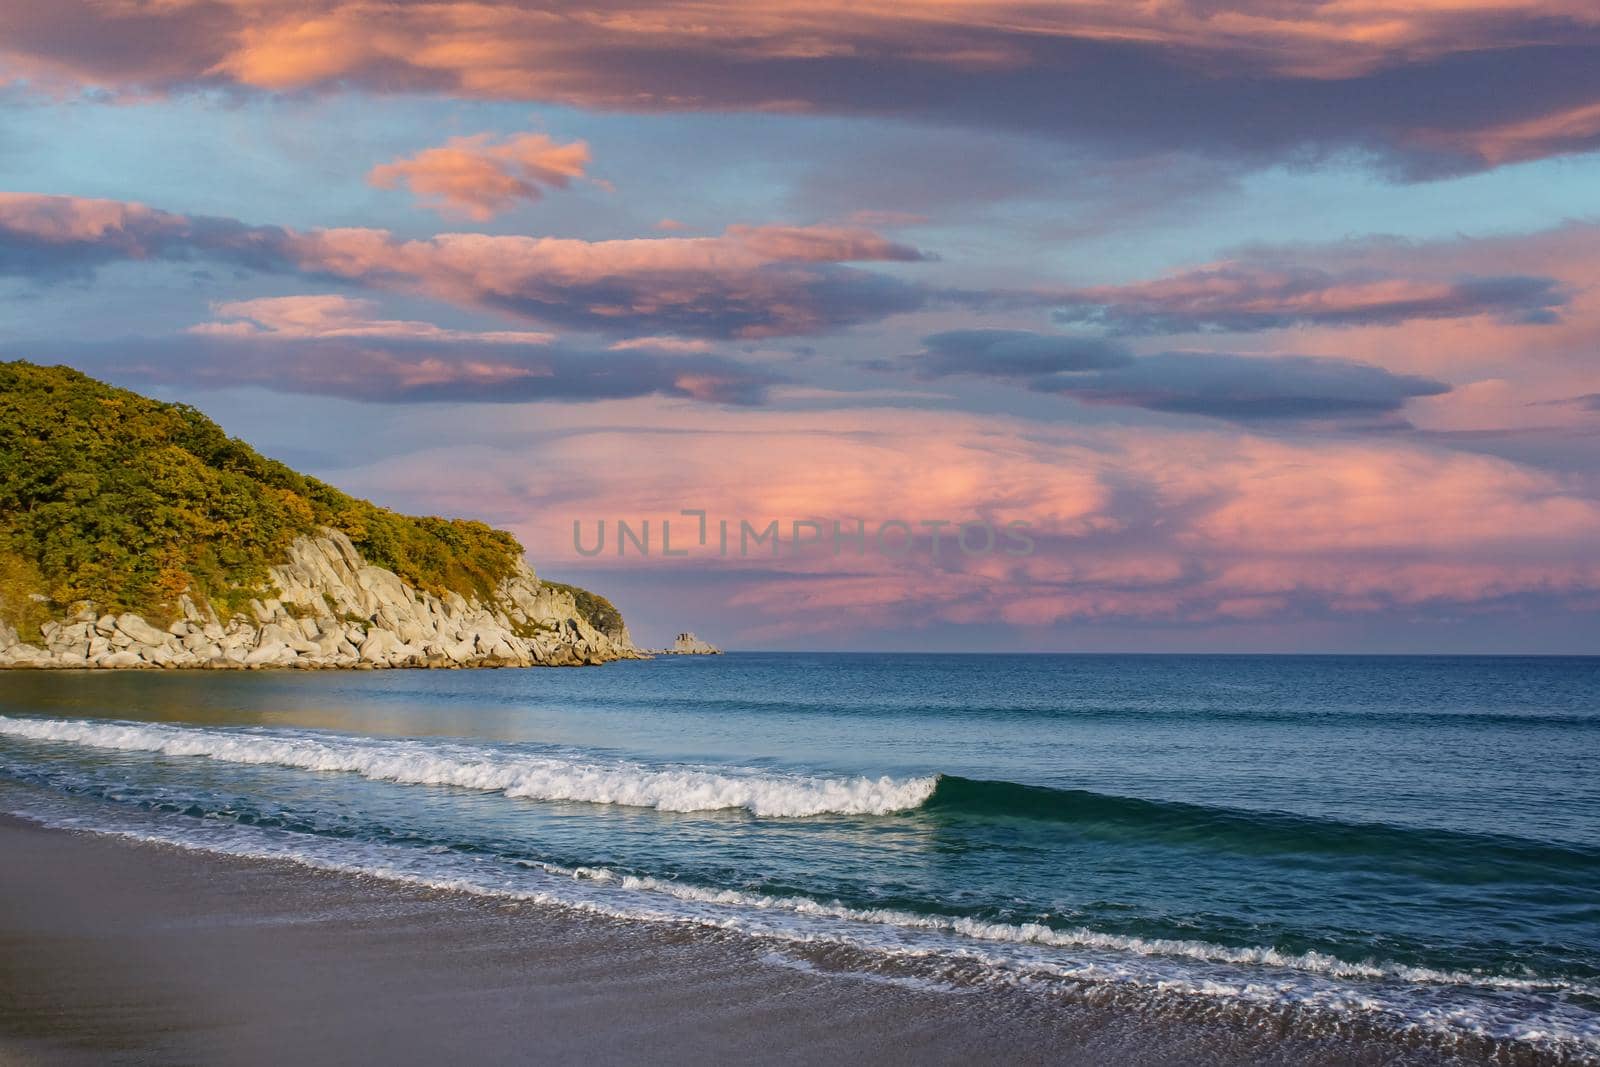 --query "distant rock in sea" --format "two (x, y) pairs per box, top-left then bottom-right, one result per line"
(662, 632), (721, 655)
